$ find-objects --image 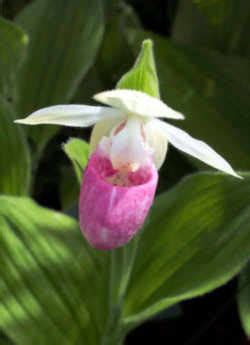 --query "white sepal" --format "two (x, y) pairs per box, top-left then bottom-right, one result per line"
(109, 117), (152, 171)
(144, 119), (168, 169)
(156, 119), (241, 178)
(15, 104), (123, 127)
(94, 89), (184, 120)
